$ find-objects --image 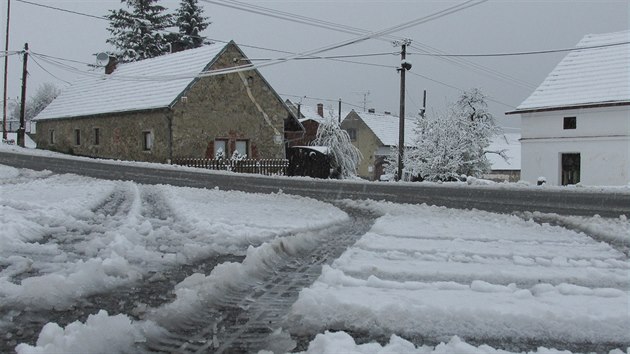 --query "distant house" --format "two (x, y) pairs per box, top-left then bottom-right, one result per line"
(33, 41), (302, 163)
(341, 109), (415, 180)
(483, 132), (521, 182)
(285, 101), (347, 147)
(506, 30), (630, 186)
